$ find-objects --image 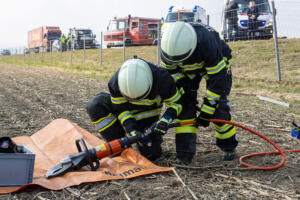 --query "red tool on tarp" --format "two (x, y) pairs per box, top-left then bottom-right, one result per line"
(46, 122), (184, 178)
(47, 118), (300, 178)
(0, 119), (173, 194)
